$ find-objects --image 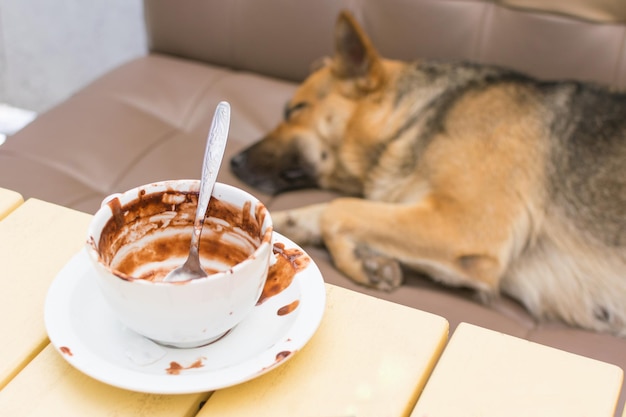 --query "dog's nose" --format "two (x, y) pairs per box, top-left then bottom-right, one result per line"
(230, 152), (246, 169)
